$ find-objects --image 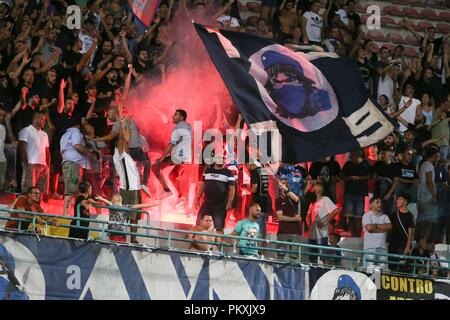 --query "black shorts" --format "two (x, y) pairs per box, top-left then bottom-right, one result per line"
(198, 204), (226, 231)
(129, 147), (150, 162)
